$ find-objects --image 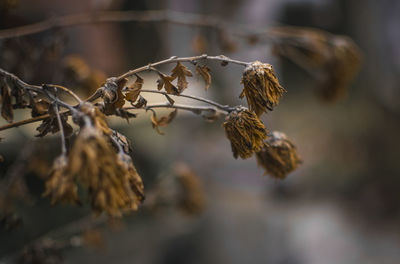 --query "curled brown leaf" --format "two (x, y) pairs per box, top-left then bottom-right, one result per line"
(150, 109), (178, 135)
